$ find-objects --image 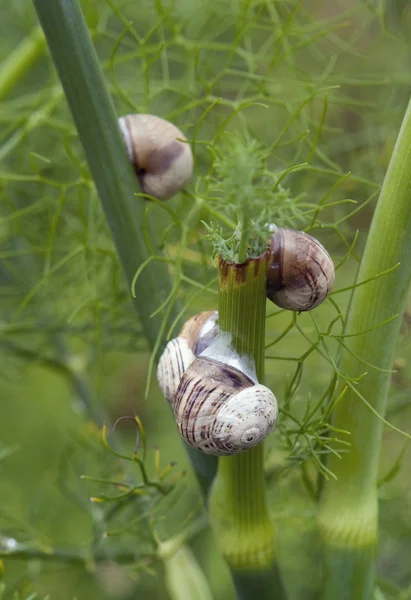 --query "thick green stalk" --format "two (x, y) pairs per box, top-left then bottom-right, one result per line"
(32, 0), (171, 352)
(32, 0), (216, 492)
(209, 257), (285, 599)
(318, 97), (411, 599)
(0, 26), (45, 100)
